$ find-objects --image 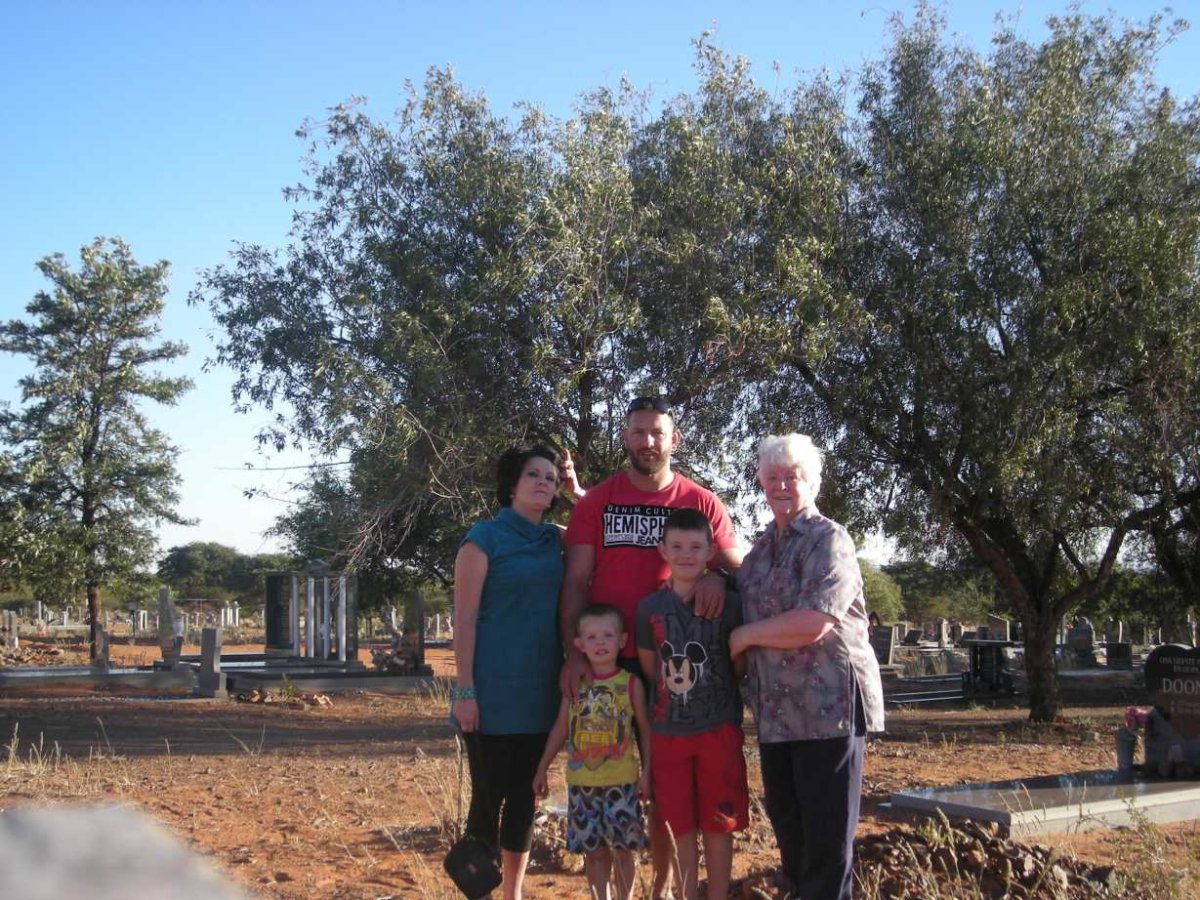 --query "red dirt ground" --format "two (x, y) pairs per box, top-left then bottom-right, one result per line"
(1, 644), (1197, 898)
